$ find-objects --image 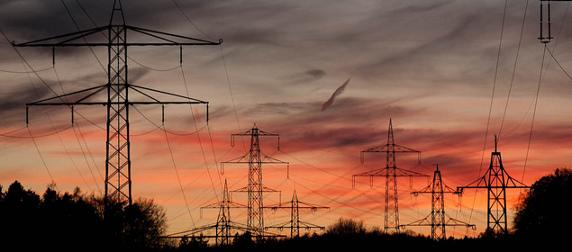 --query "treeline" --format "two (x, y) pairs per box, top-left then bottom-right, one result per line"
(1, 168), (571, 251)
(0, 181), (166, 251)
